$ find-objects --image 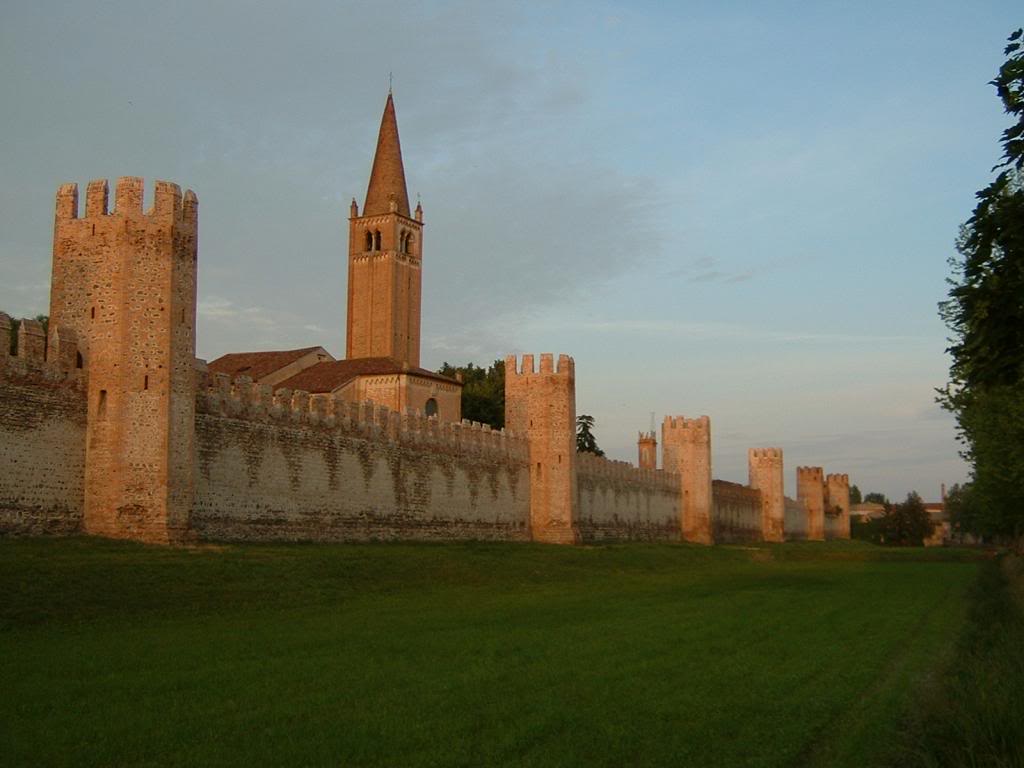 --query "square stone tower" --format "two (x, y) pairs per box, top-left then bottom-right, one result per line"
(50, 177), (198, 543)
(505, 354), (578, 544)
(662, 416), (713, 544)
(797, 466), (826, 542)
(826, 473), (851, 540)
(749, 447), (785, 543)
(347, 93), (423, 367)
(637, 431), (657, 470)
